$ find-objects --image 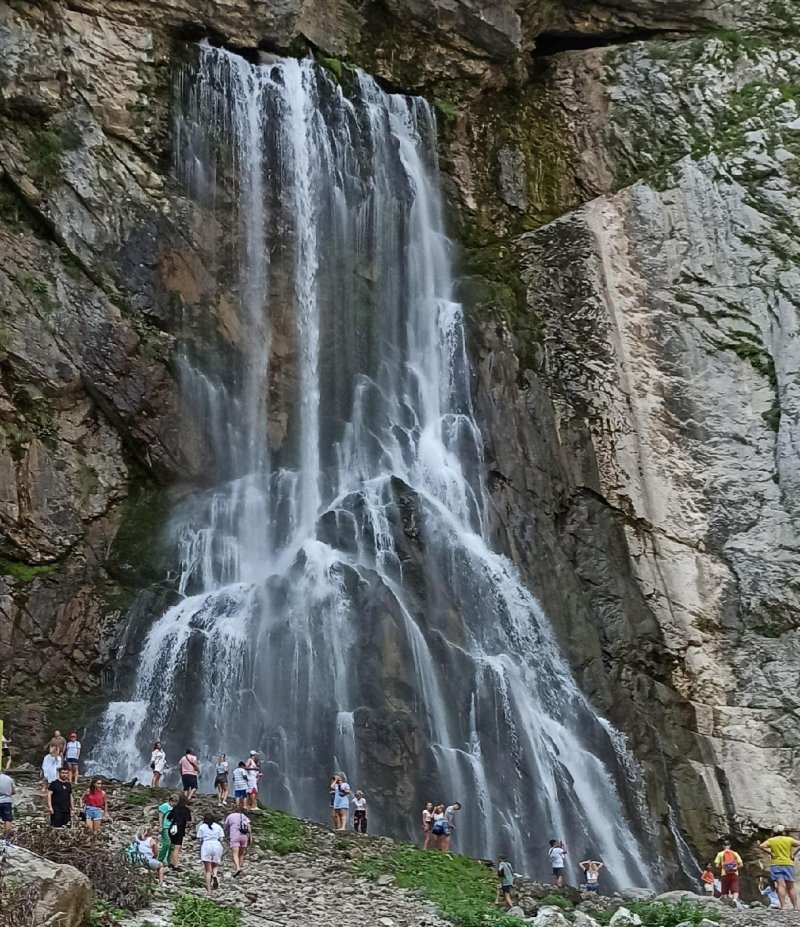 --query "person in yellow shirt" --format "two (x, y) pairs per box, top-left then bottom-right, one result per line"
(714, 839), (743, 903)
(759, 828), (800, 910)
